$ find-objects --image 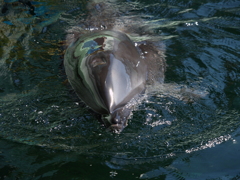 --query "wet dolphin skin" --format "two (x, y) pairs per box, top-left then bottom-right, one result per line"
(64, 30), (147, 132)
